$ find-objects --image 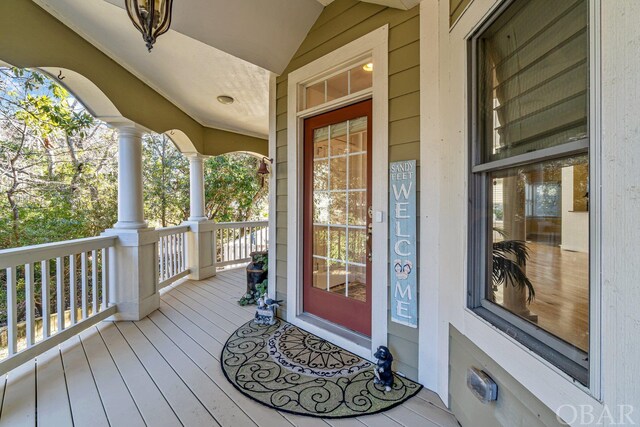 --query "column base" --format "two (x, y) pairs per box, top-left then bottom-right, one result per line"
(102, 227), (160, 321)
(183, 220), (217, 281)
(114, 220), (149, 229)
